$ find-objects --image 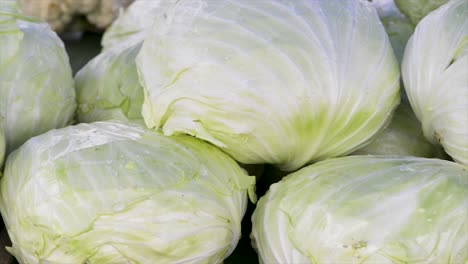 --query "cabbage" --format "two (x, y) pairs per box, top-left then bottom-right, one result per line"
(372, 0), (415, 62)
(401, 0), (468, 165)
(75, 0), (174, 124)
(394, 0), (448, 25)
(251, 156), (468, 264)
(75, 43), (145, 123)
(136, 0), (400, 171)
(0, 0), (76, 154)
(0, 121), (256, 264)
(352, 99), (445, 158)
